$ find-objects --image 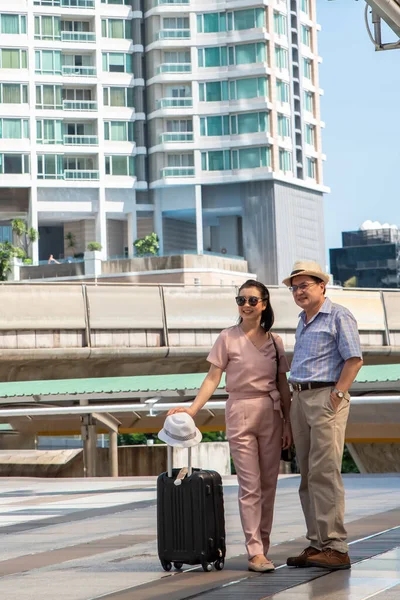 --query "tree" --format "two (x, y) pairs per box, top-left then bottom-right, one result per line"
(11, 219), (39, 261)
(0, 242), (16, 281)
(134, 232), (159, 257)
